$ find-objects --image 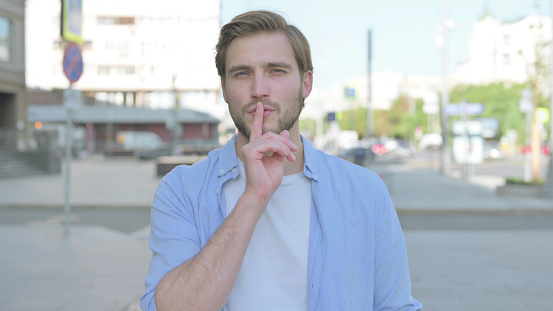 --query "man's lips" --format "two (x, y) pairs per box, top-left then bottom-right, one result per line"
(248, 106), (274, 117)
